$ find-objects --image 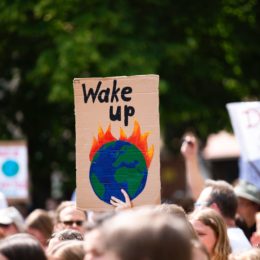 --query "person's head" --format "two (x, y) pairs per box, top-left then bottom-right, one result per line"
(234, 180), (260, 226)
(189, 208), (231, 259)
(0, 207), (25, 237)
(0, 216), (14, 238)
(54, 201), (87, 234)
(153, 203), (187, 218)
(47, 229), (83, 253)
(84, 207), (192, 260)
(229, 248), (260, 260)
(25, 209), (54, 248)
(54, 201), (75, 224)
(0, 233), (47, 260)
(196, 180), (238, 220)
(153, 203), (198, 240)
(48, 240), (85, 260)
